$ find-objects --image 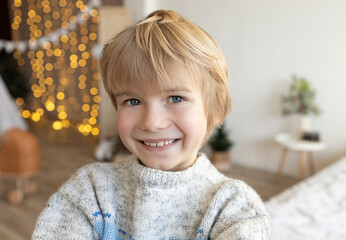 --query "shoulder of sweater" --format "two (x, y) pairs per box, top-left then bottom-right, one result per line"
(214, 178), (267, 213)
